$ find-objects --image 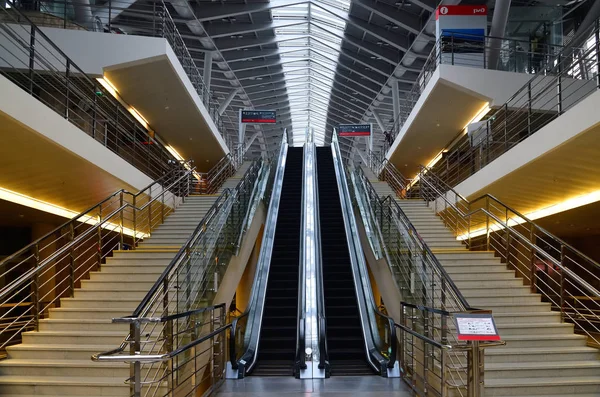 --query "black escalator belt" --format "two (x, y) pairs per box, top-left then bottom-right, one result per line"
(316, 147), (374, 376)
(253, 147), (303, 376)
